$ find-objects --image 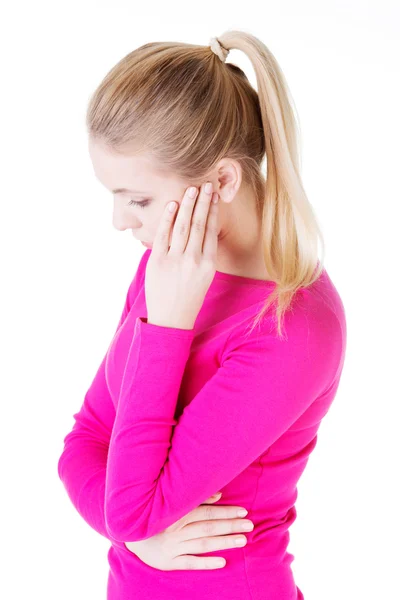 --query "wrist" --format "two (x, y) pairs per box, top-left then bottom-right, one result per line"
(147, 317), (194, 330)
